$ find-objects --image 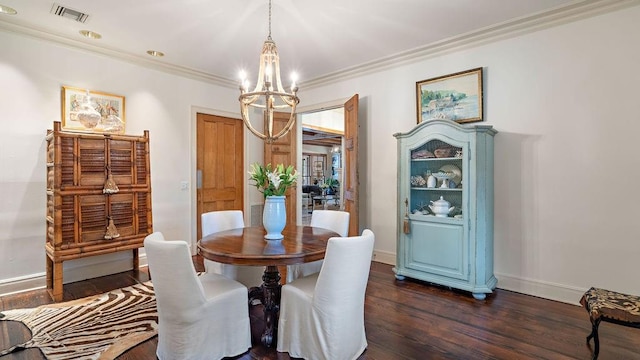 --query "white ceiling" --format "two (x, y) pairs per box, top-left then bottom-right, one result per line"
(0, 0), (627, 88)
